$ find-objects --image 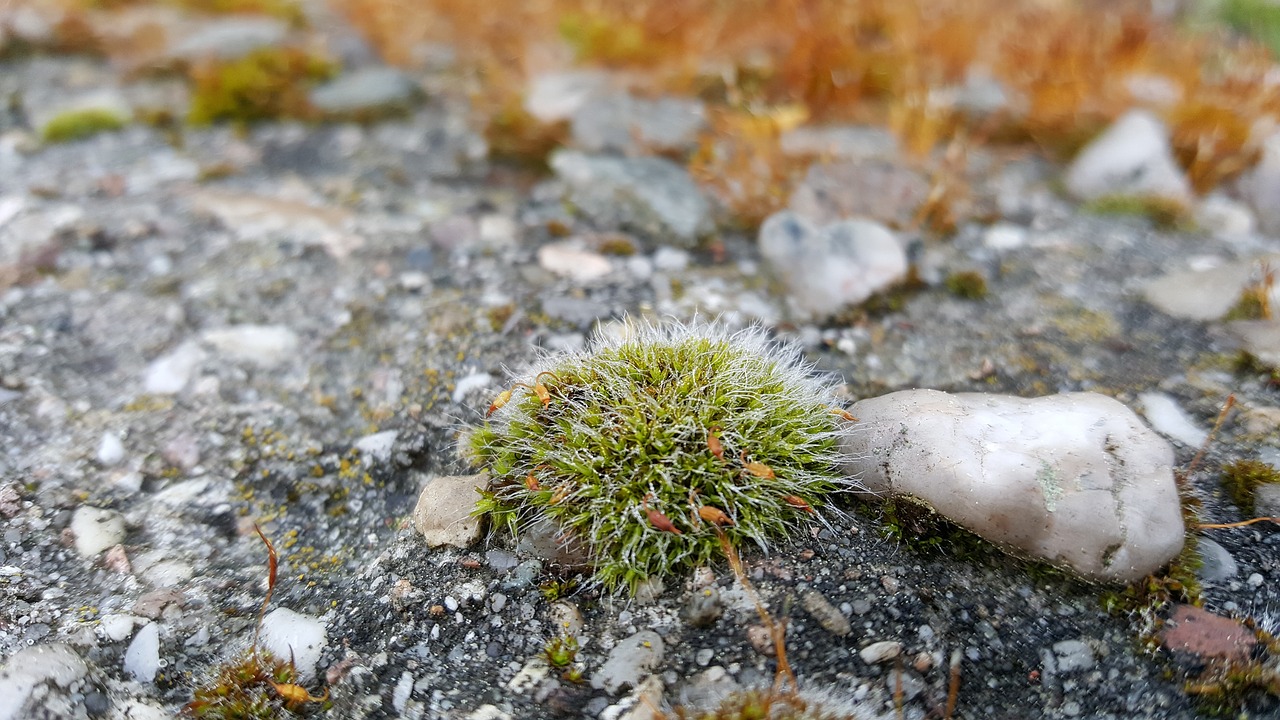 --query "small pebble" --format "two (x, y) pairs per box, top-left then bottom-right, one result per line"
(800, 589), (851, 636)
(96, 433), (125, 467)
(684, 586), (723, 627)
(859, 640), (903, 664)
